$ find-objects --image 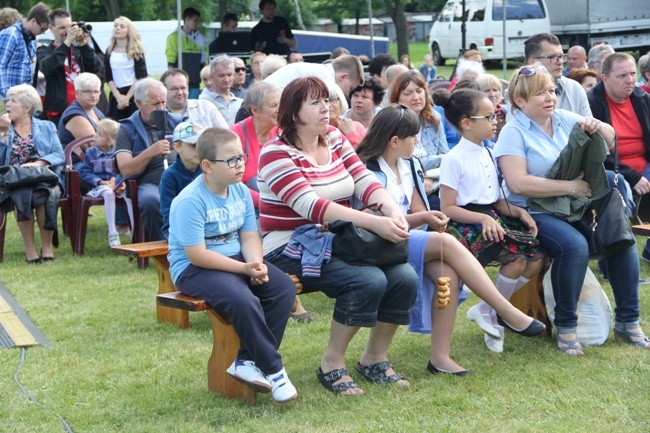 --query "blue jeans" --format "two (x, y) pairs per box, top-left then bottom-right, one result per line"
(641, 164), (650, 255)
(175, 255), (295, 375)
(534, 213), (640, 327)
(137, 182), (163, 241)
(266, 246), (419, 327)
